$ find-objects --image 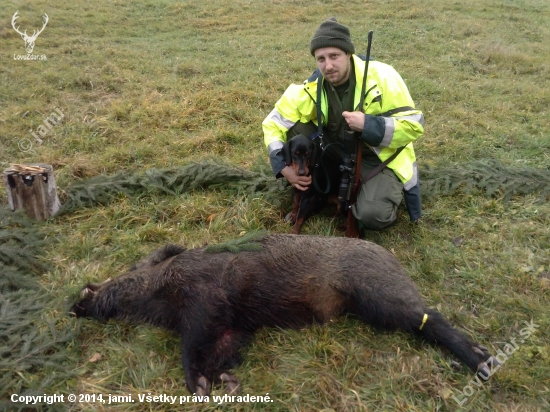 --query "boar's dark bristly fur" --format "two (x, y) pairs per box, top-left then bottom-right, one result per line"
(71, 234), (494, 395)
